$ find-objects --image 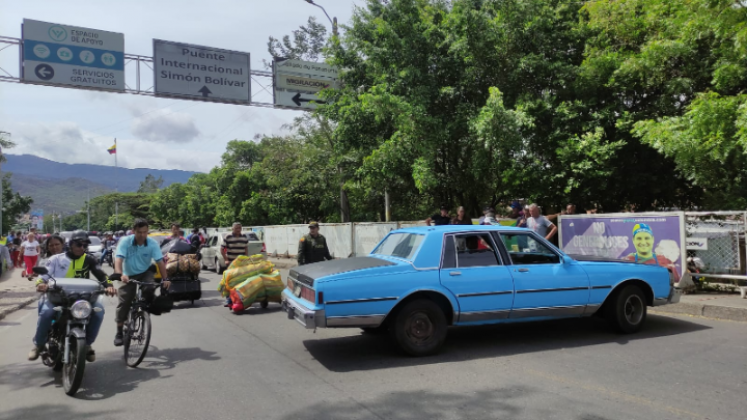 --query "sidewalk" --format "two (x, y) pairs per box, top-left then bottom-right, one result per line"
(0, 268), (38, 321)
(268, 257), (298, 270)
(651, 292), (747, 322)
